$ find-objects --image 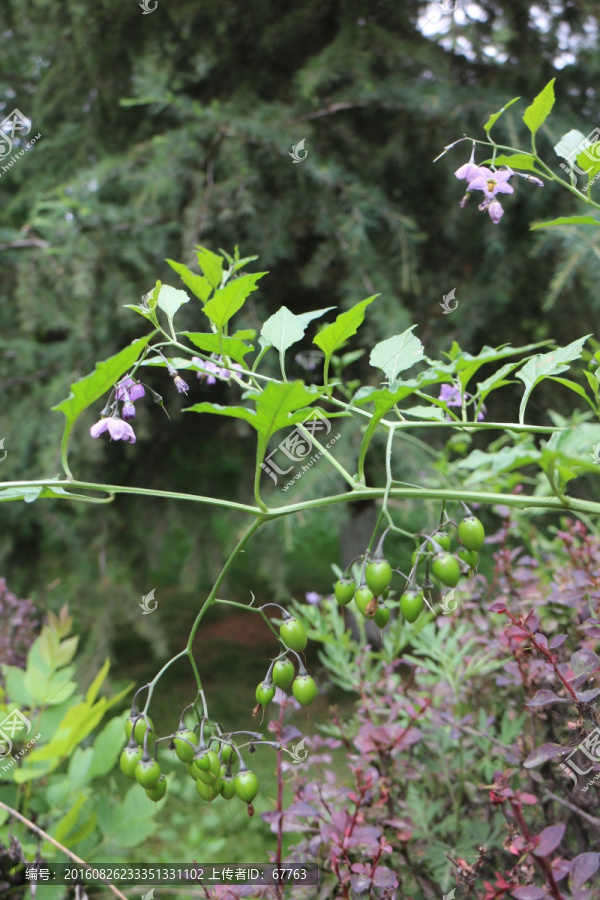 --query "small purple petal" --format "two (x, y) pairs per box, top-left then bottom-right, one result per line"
(116, 376), (145, 401)
(439, 384), (462, 406)
(455, 162), (481, 182)
(174, 375), (189, 395)
(305, 591), (320, 605)
(122, 400), (136, 420)
(488, 200), (504, 223)
(90, 419), (109, 439)
(106, 418), (136, 443)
